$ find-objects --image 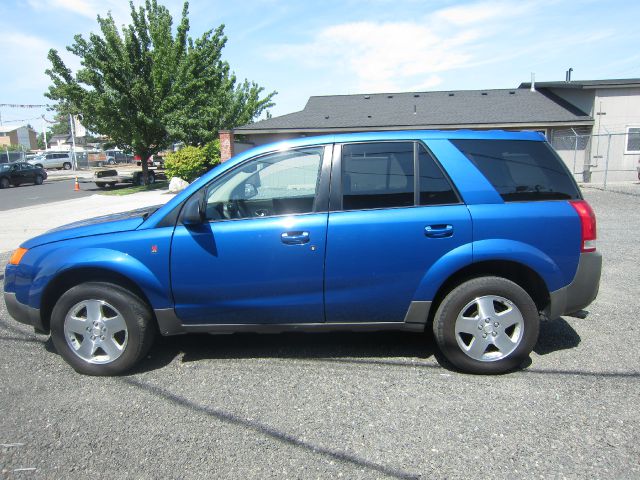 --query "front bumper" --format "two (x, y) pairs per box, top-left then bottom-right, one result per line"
(548, 251), (602, 319)
(3, 291), (46, 333)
